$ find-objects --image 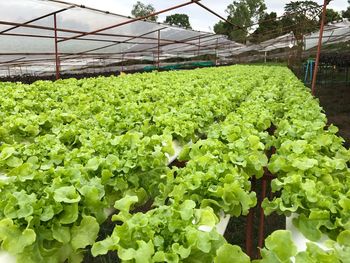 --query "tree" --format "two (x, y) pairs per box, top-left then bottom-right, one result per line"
(281, 1), (321, 41)
(249, 12), (282, 43)
(131, 1), (157, 22)
(324, 9), (341, 23)
(279, 1), (322, 63)
(213, 0), (266, 44)
(164, 14), (192, 29)
(343, 0), (350, 19)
